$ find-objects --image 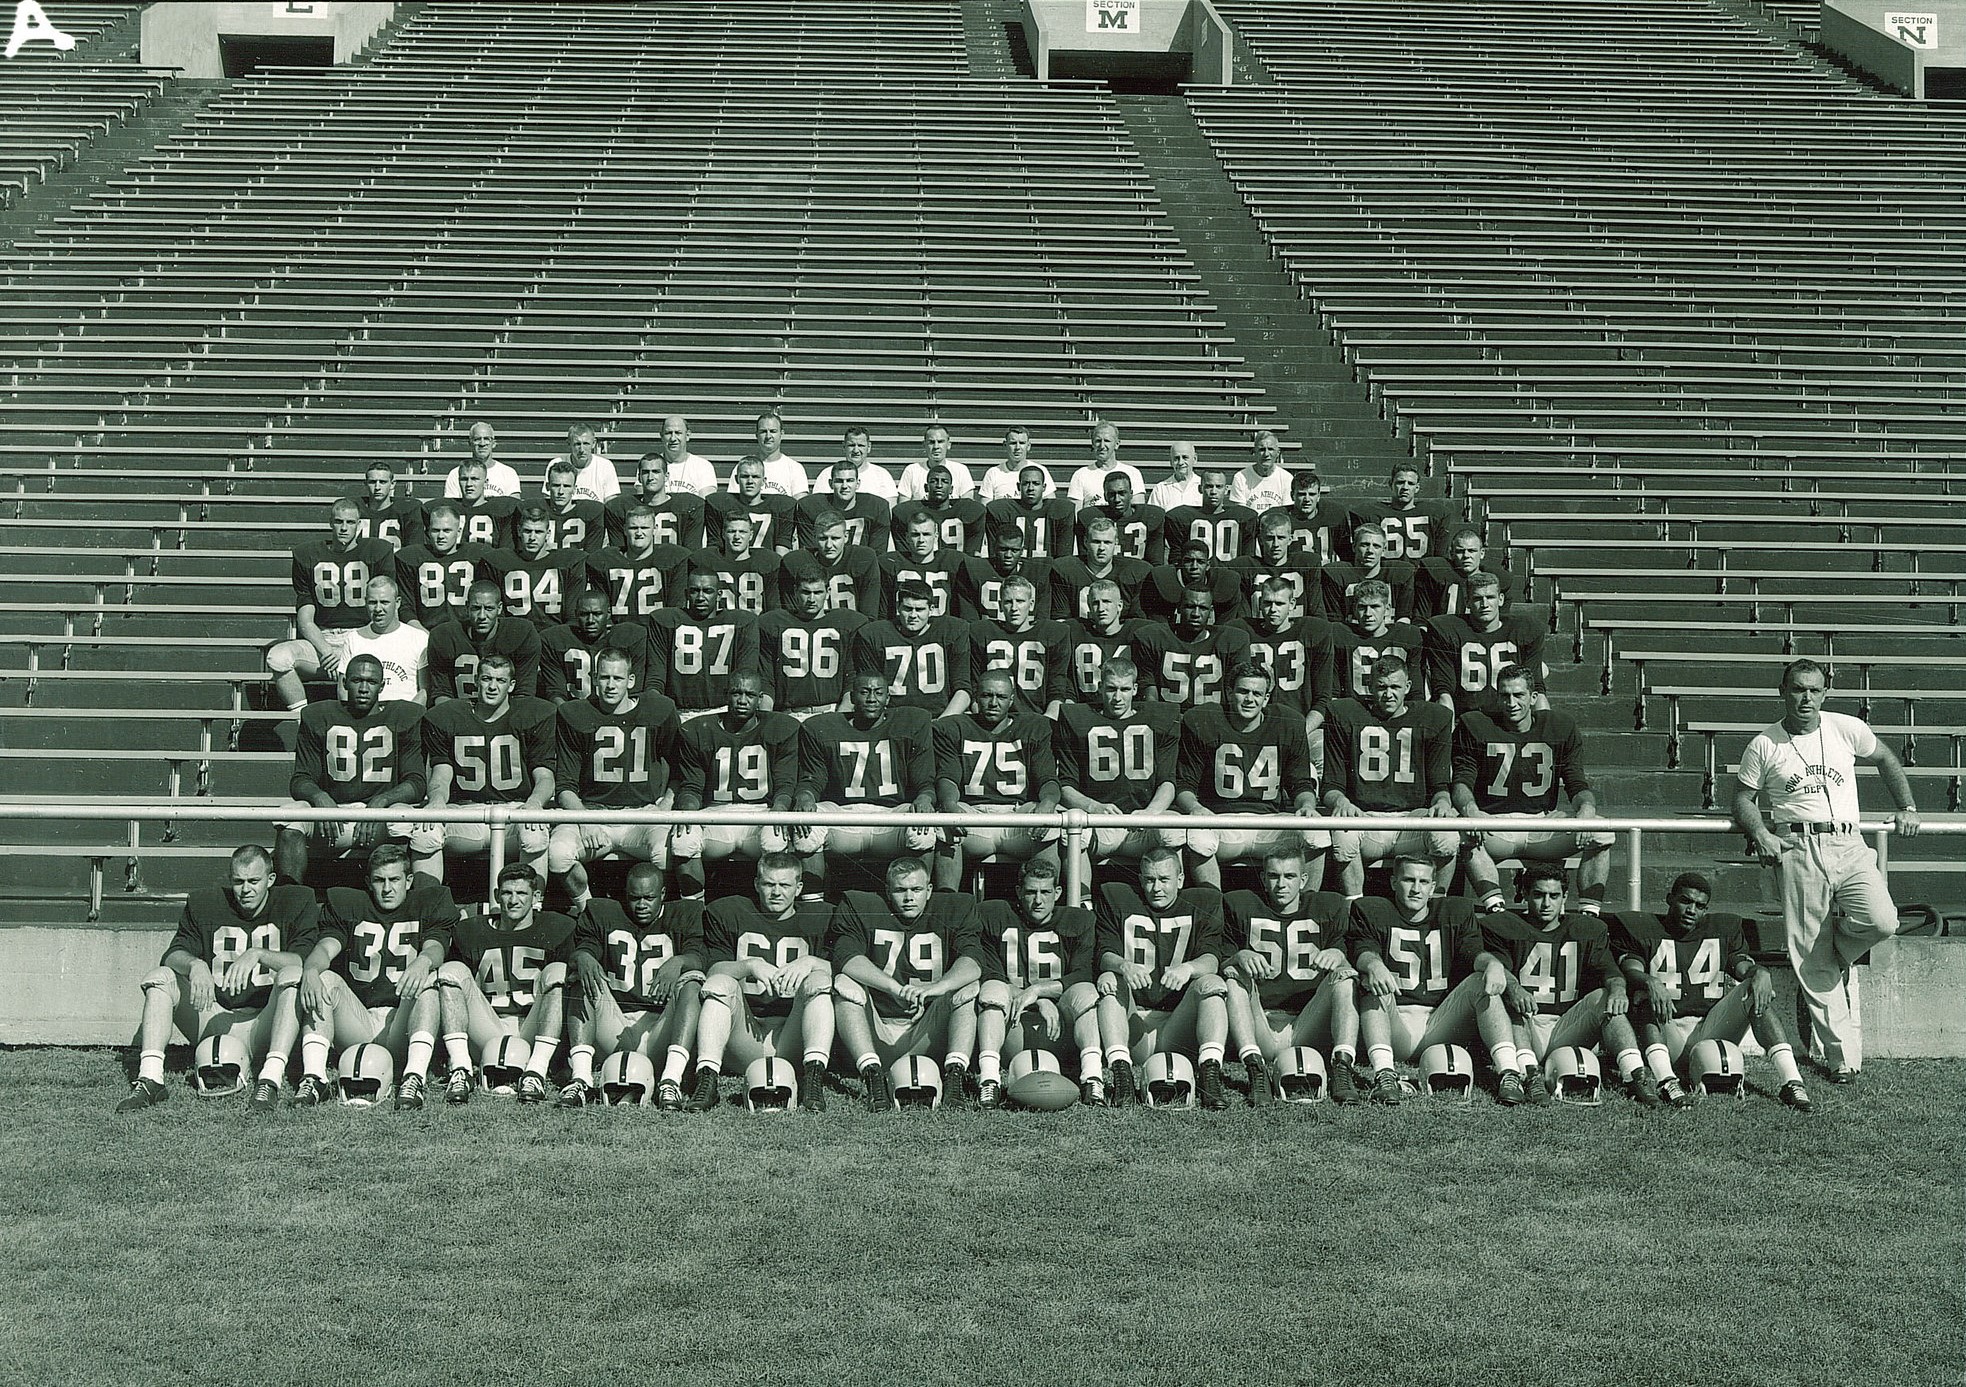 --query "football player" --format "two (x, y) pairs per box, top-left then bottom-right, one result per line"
(831, 857), (986, 1109)
(560, 863), (706, 1110)
(550, 646), (682, 908)
(891, 462), (987, 554)
(347, 460), (423, 552)
(1221, 846), (1360, 1105)
(1129, 585), (1253, 711)
(435, 864), (574, 1105)
(1453, 663), (1613, 912)
(1140, 538), (1242, 625)
(538, 460), (606, 553)
(1056, 659), (1182, 892)
(1051, 512), (1152, 622)
(1230, 430), (1293, 513)
(850, 578), (969, 717)
(778, 508), (880, 614)
(932, 669), (1062, 889)
(1323, 656), (1458, 898)
(1321, 522), (1415, 622)
(452, 457), (518, 549)
(342, 575), (429, 706)
(690, 852), (835, 1112)
(1229, 510), (1321, 622)
(117, 844), (317, 1113)
(427, 579), (542, 702)
(477, 506), (584, 630)
(1165, 469), (1256, 565)
(759, 574), (867, 719)
(1424, 572), (1546, 717)
(1078, 470), (1165, 566)
(707, 457), (797, 554)
(293, 843), (458, 1110)
(703, 512), (782, 617)
(1611, 872), (1812, 1111)
(266, 498), (396, 714)
(879, 510), (962, 618)
(603, 452), (706, 550)
(1413, 526), (1516, 622)
(645, 566), (762, 718)
(668, 669), (797, 895)
(1321, 579), (1425, 706)
(1281, 469), (1356, 568)
(975, 857), (1101, 1105)
(955, 525), (1053, 623)
(1093, 848), (1231, 1109)
(277, 653), (426, 885)
(1060, 577), (1144, 706)
(395, 503), (485, 631)
(796, 457), (891, 550)
(986, 464), (1077, 559)
(966, 573), (1071, 719)
(1228, 576), (1334, 745)
(790, 669), (939, 892)
(586, 503), (692, 629)
(1174, 660), (1326, 890)
(540, 587), (650, 704)
(415, 653), (555, 881)
(1356, 463), (1450, 563)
